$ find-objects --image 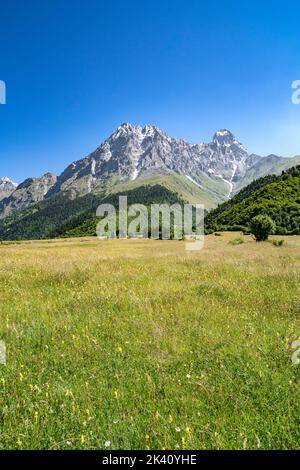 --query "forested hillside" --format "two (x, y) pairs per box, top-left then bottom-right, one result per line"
(206, 165), (300, 234)
(0, 184), (186, 240)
